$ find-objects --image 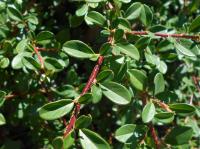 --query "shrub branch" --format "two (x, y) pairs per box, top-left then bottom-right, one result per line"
(63, 56), (104, 137)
